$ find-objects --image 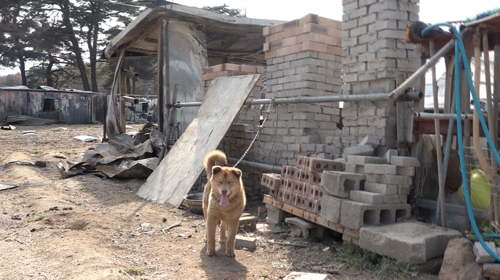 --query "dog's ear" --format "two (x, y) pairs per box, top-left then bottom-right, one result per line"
(212, 166), (222, 175)
(231, 169), (241, 178)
